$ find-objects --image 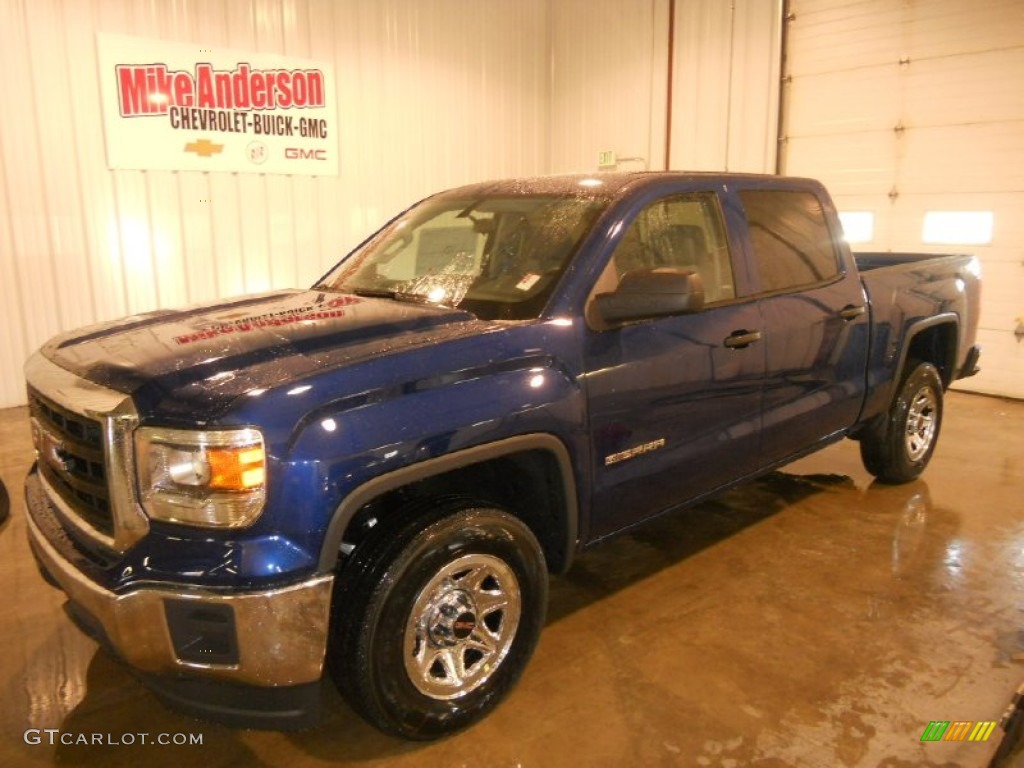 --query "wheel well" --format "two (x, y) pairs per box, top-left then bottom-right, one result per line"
(905, 322), (958, 388)
(338, 449), (572, 574)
